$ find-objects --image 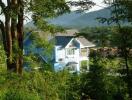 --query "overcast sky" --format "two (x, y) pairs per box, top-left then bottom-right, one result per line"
(0, 0), (107, 24)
